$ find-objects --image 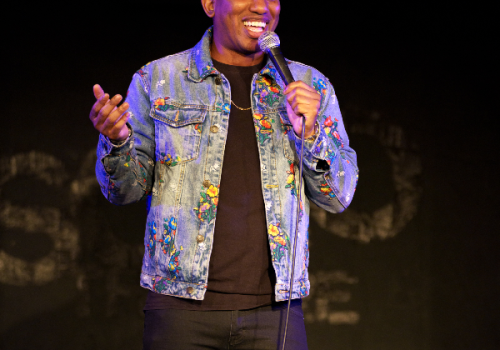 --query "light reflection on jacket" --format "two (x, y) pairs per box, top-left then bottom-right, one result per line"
(95, 28), (358, 301)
